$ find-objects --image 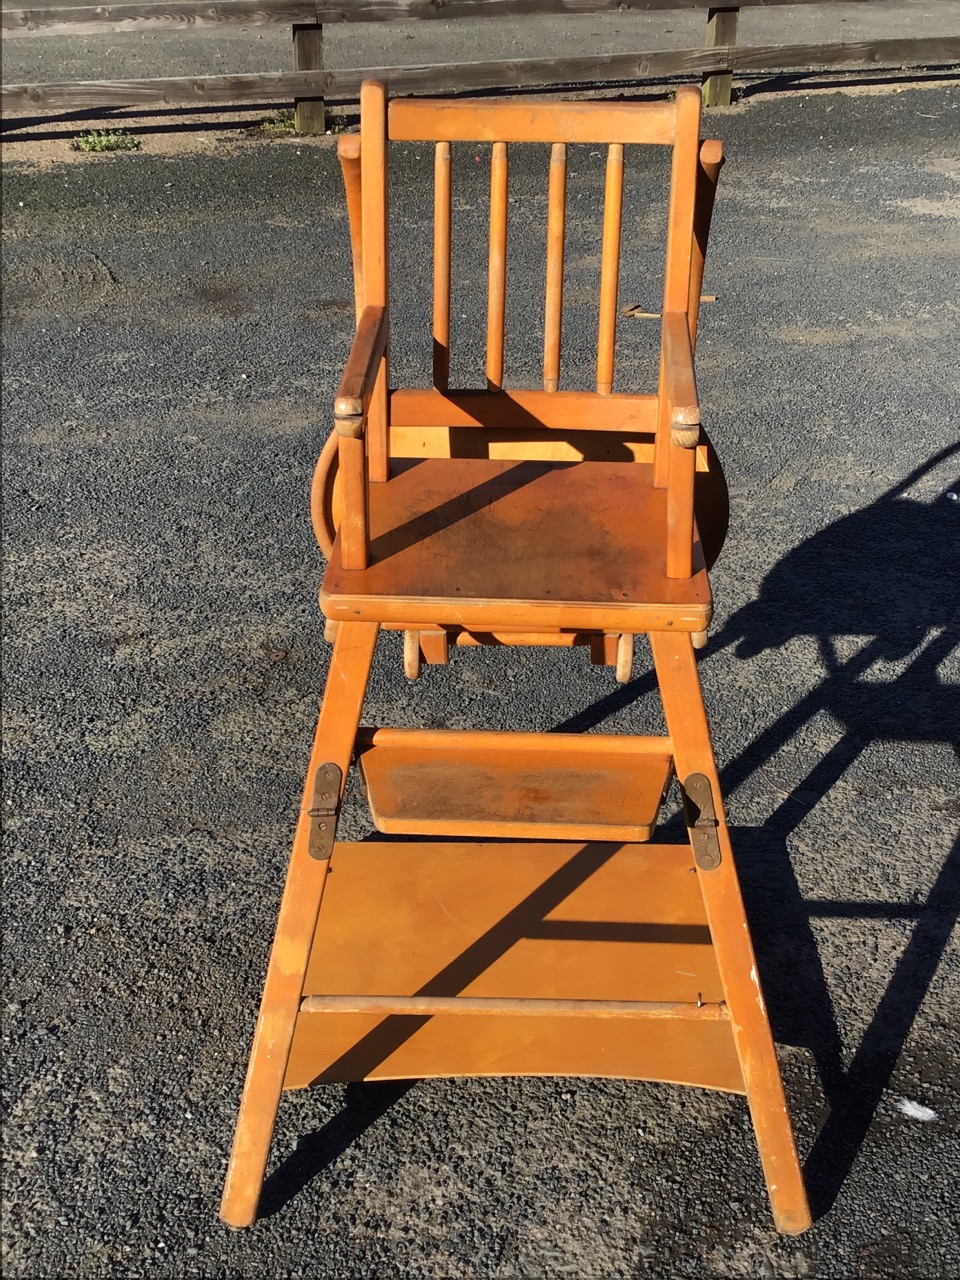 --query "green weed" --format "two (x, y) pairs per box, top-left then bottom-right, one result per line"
(73, 130), (141, 154)
(261, 110), (297, 133)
